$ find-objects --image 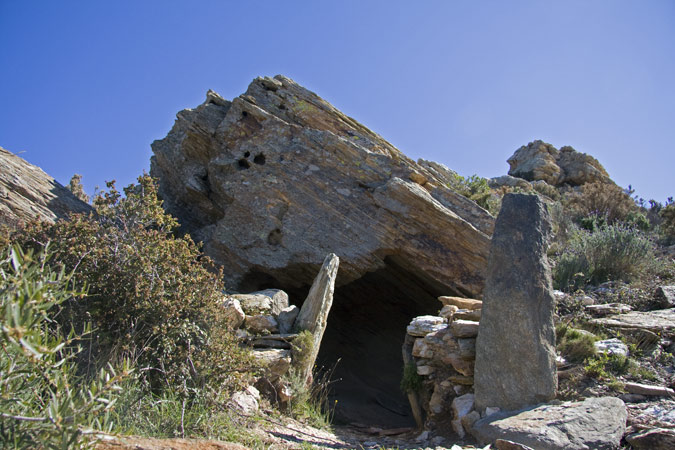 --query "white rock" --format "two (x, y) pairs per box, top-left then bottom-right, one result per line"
(450, 319), (480, 338)
(417, 365), (434, 376)
(407, 315), (446, 337)
(244, 314), (279, 334)
(230, 385), (260, 414)
(594, 338), (629, 357)
(452, 393), (475, 438)
(485, 406), (501, 417)
(440, 304), (459, 320)
(412, 338), (434, 358)
(277, 304), (299, 334)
